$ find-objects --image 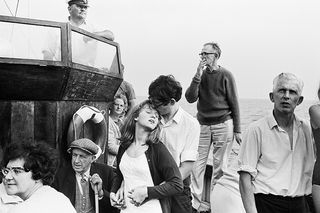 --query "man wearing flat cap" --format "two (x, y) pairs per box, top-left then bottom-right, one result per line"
(43, 0), (114, 66)
(52, 138), (119, 213)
